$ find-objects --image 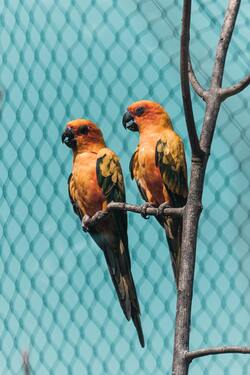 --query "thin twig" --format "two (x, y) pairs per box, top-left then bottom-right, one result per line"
(186, 346), (250, 362)
(220, 73), (250, 100)
(210, 0), (241, 89)
(180, 0), (202, 158)
(83, 202), (184, 227)
(188, 54), (208, 101)
(200, 0), (242, 154)
(22, 352), (30, 375)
